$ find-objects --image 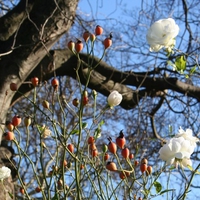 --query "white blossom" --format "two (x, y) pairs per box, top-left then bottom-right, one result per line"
(175, 127), (199, 148)
(0, 166), (11, 181)
(107, 91), (122, 108)
(146, 18), (179, 52)
(159, 137), (194, 167)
